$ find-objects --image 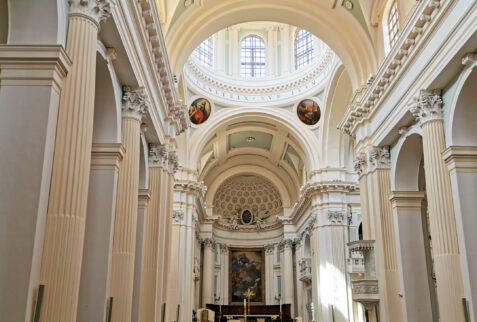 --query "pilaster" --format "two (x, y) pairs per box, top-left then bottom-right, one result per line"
(354, 153), (372, 239)
(202, 238), (216, 305)
(410, 90), (465, 321)
(38, 2), (113, 320)
(367, 146), (403, 322)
